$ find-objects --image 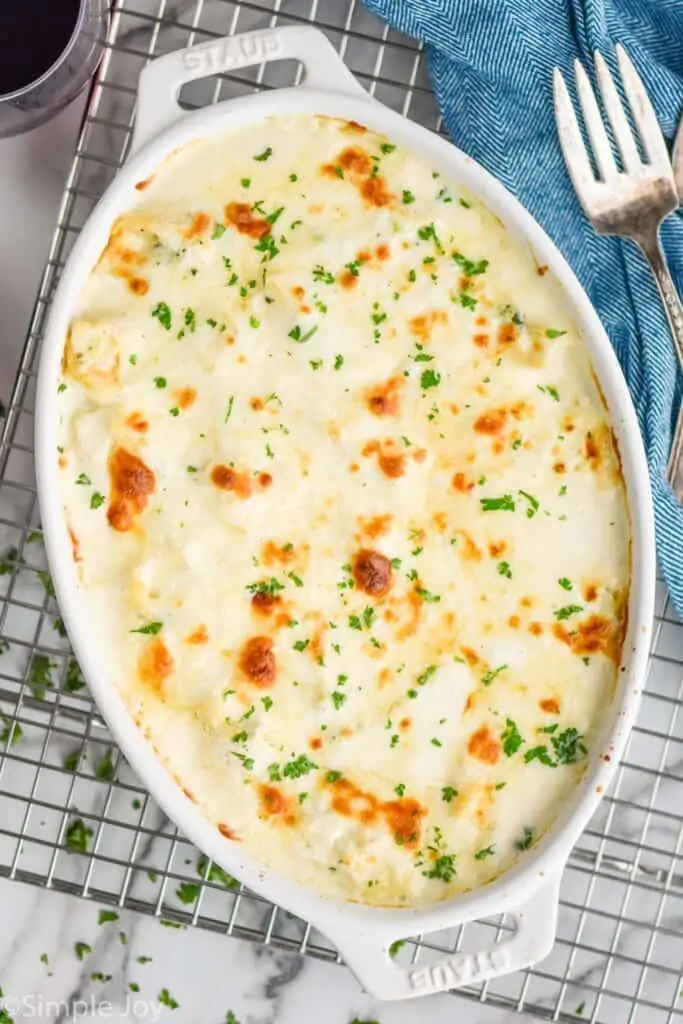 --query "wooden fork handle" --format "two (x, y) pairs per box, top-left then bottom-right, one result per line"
(634, 230), (683, 497)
